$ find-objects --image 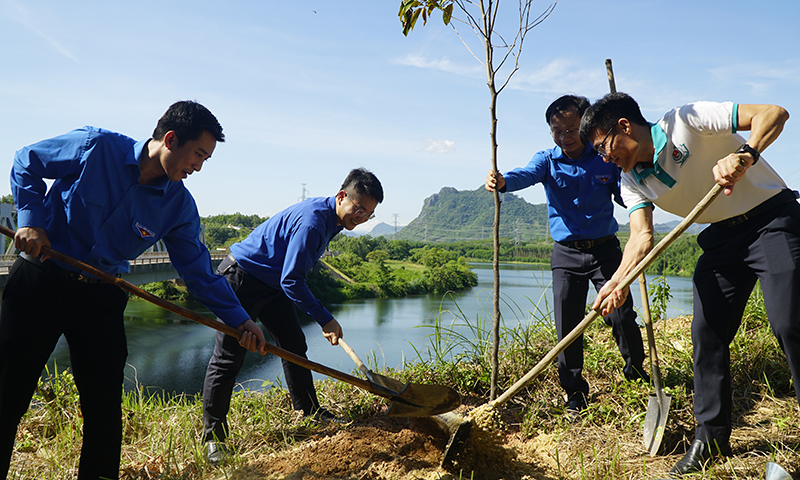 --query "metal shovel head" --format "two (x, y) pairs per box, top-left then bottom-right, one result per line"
(364, 369), (461, 417)
(643, 390), (672, 456)
(766, 461), (792, 480)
